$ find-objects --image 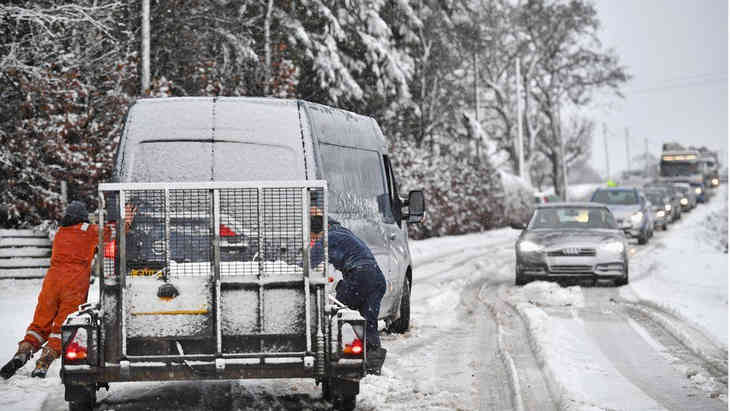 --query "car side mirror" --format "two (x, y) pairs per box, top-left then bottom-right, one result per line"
(404, 190), (425, 224)
(510, 222), (527, 230)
